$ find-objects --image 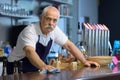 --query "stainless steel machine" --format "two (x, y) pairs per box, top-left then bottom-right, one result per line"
(81, 23), (110, 56)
